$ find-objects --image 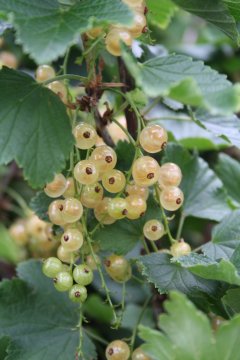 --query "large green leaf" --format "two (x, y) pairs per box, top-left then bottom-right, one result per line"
(172, 0), (239, 42)
(162, 144), (230, 221)
(0, 68), (73, 188)
(222, 288), (240, 315)
(215, 315), (240, 360)
(174, 253), (240, 285)
(215, 154), (240, 205)
(0, 0), (133, 63)
(137, 253), (217, 296)
(203, 210), (240, 260)
(147, 0), (178, 29)
(0, 260), (96, 360)
(121, 50), (240, 115)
